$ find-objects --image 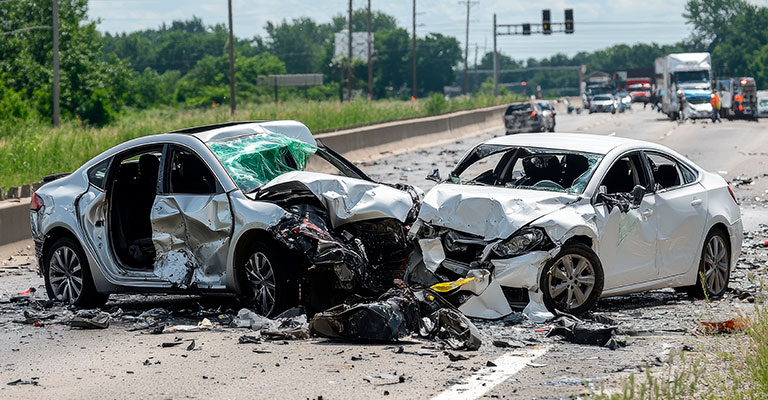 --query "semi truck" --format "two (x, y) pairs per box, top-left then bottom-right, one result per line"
(661, 52), (712, 120)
